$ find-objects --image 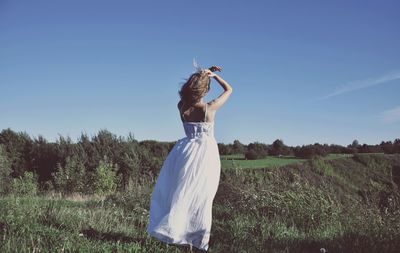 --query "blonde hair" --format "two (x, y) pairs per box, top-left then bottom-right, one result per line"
(178, 70), (210, 105)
